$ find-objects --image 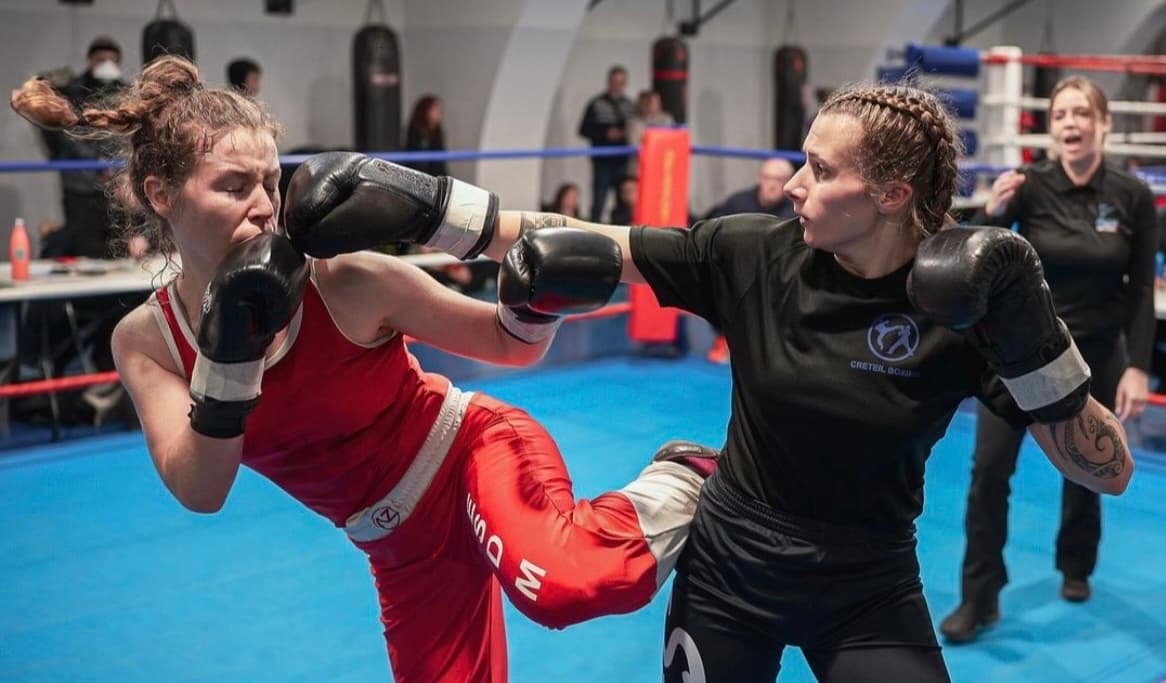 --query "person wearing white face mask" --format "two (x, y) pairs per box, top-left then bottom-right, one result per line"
(14, 34), (139, 430)
(40, 35), (128, 259)
(85, 36), (122, 85)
